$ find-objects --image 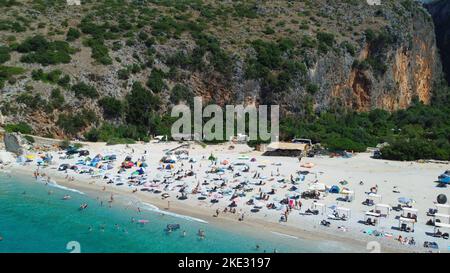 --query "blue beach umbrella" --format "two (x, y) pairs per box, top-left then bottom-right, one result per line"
(398, 197), (412, 204)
